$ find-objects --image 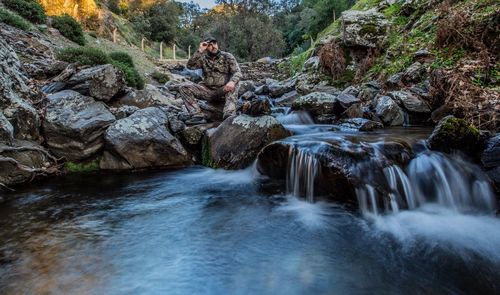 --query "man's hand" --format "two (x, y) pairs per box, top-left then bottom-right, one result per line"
(198, 42), (209, 53)
(223, 81), (236, 93)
